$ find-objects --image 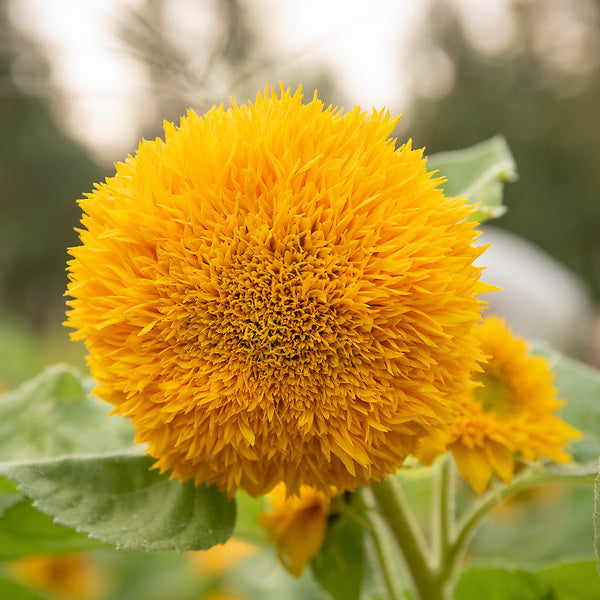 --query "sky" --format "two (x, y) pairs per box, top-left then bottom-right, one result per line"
(8, 0), (515, 161)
